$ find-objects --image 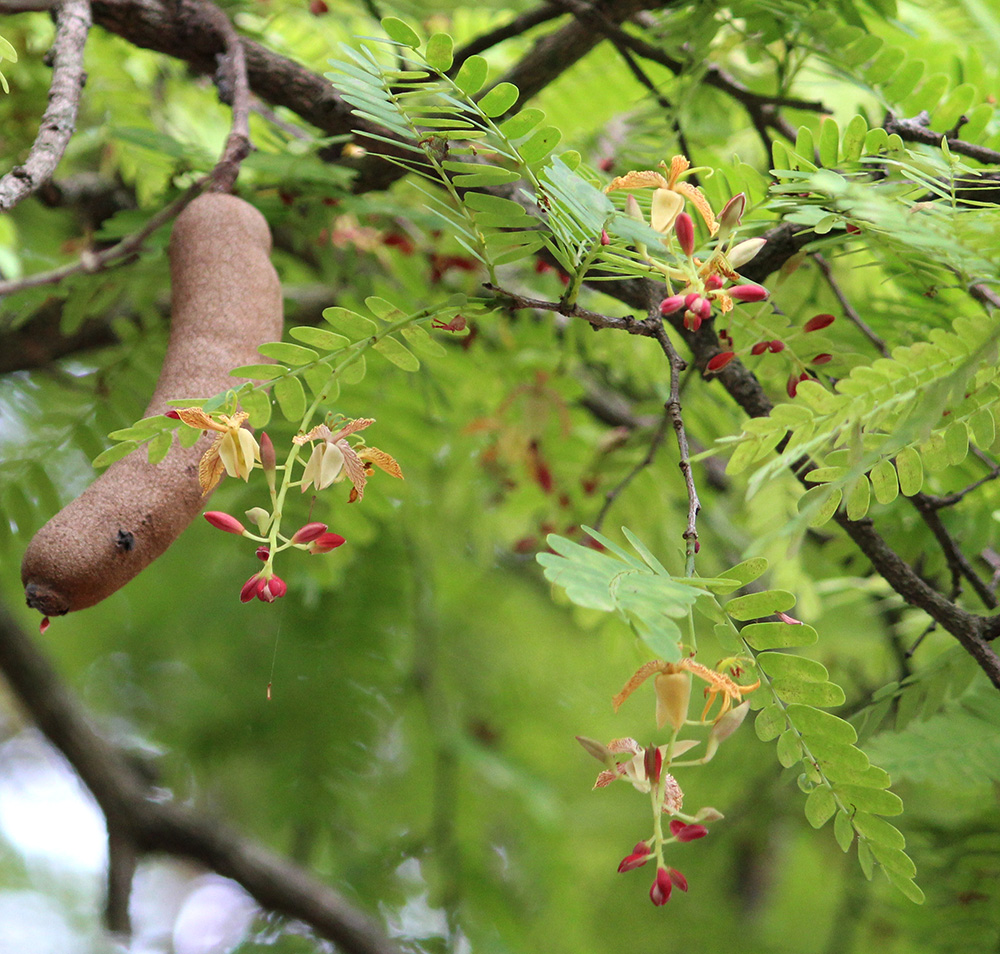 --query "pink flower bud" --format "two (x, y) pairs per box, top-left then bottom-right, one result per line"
(618, 843), (653, 873)
(697, 298), (713, 321)
(660, 294), (686, 316)
(705, 274), (724, 290)
(683, 311), (703, 332)
(729, 283), (769, 303)
(204, 511), (246, 535)
(650, 867), (673, 906)
(600, 228), (610, 246)
(670, 820), (709, 842)
(706, 351), (735, 372)
(751, 341), (769, 356)
(804, 313), (835, 332)
(812, 353), (832, 365)
(768, 340), (785, 353)
(669, 867), (689, 892)
(258, 574), (287, 602)
(240, 573), (263, 603)
(309, 532), (347, 553)
(718, 193), (746, 235)
(291, 522), (329, 544)
(685, 292), (702, 309)
(259, 431), (276, 475)
(675, 212), (695, 257)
